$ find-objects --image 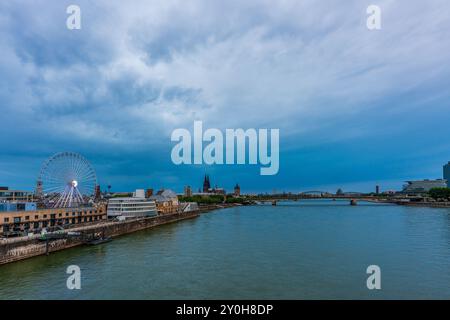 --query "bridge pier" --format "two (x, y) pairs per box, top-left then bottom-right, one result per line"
(272, 200), (277, 206)
(350, 199), (357, 206)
